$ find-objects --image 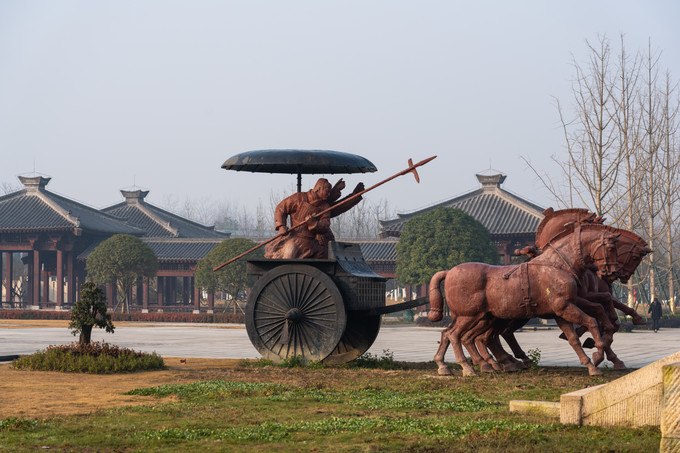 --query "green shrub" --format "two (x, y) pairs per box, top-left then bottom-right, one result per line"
(0, 417), (39, 431)
(11, 341), (165, 373)
(347, 349), (397, 369)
